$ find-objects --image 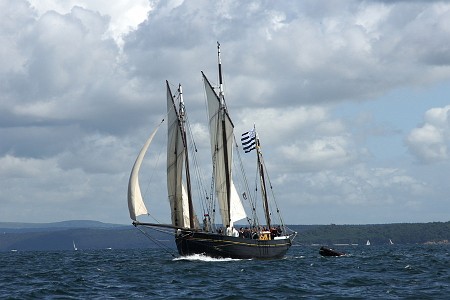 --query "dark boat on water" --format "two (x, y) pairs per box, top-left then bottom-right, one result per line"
(175, 231), (292, 259)
(127, 43), (296, 259)
(319, 246), (345, 257)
